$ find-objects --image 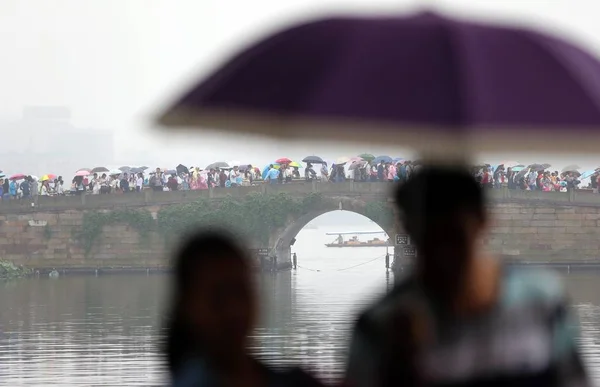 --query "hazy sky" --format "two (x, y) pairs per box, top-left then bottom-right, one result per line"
(2, 0), (600, 171)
